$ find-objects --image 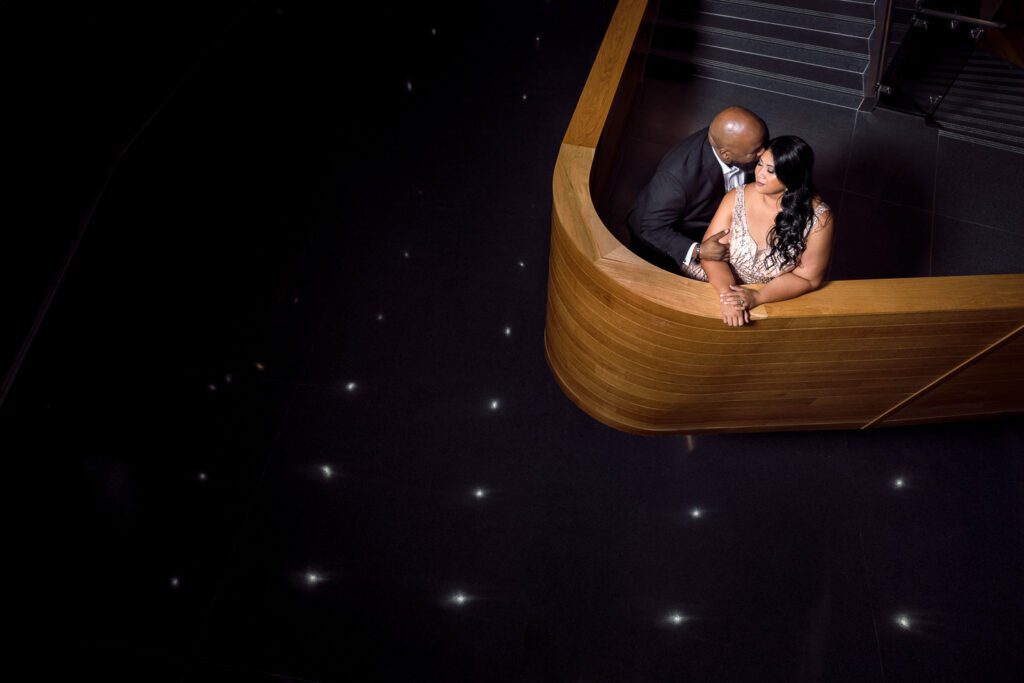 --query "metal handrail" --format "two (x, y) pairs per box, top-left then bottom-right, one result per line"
(916, 7), (1006, 29)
